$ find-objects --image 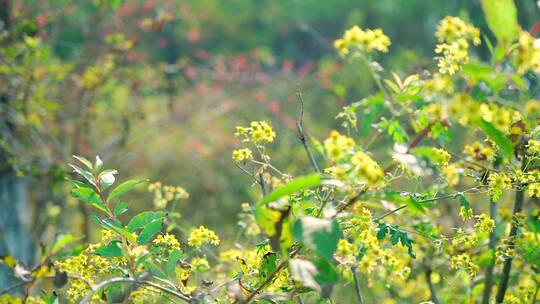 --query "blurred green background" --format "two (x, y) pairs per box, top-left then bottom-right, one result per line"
(1, 0), (539, 274)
